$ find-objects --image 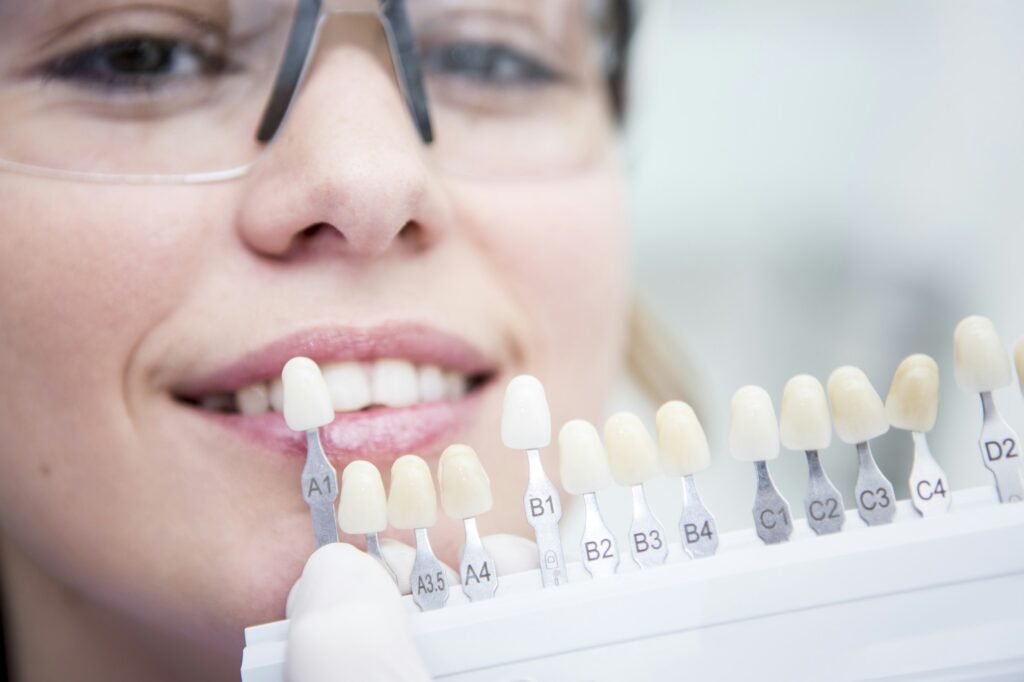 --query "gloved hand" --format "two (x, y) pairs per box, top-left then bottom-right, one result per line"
(284, 535), (539, 682)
